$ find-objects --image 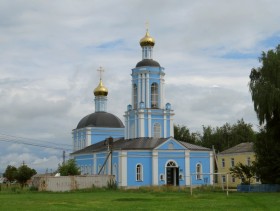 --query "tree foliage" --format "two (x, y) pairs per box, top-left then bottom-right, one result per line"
(3, 165), (17, 182)
(249, 45), (280, 126)
(14, 164), (37, 188)
(174, 124), (199, 144)
(58, 159), (81, 176)
(200, 119), (256, 152)
(249, 44), (280, 184)
(229, 162), (255, 185)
